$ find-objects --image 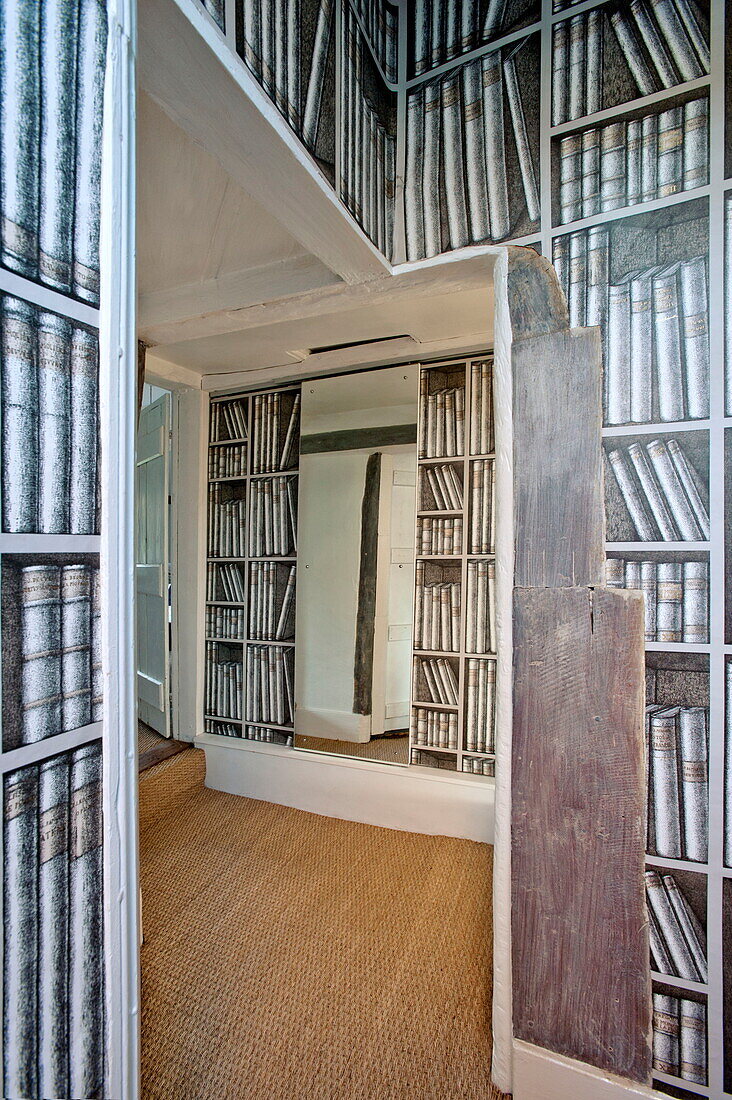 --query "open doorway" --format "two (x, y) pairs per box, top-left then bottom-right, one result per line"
(135, 382), (185, 770)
